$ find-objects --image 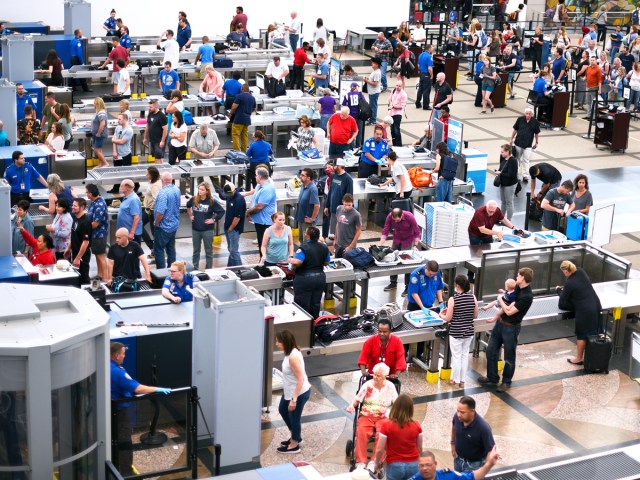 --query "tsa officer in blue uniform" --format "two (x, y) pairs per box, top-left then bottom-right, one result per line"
(358, 125), (389, 179)
(290, 226), (330, 319)
(103, 9), (117, 36)
(3, 150), (48, 206)
(70, 29), (91, 92)
(409, 447), (500, 480)
(161, 260), (199, 303)
(407, 260), (445, 314)
(110, 342), (171, 475)
(119, 25), (132, 52)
